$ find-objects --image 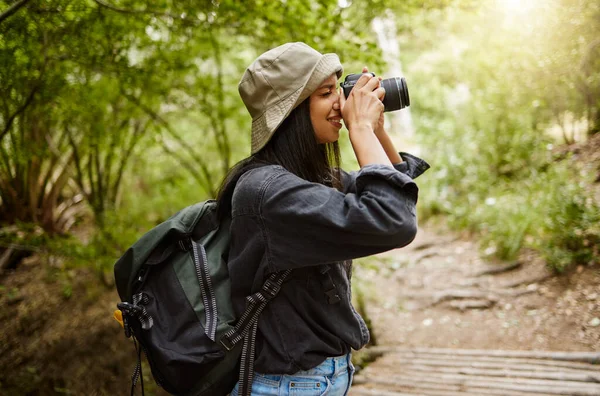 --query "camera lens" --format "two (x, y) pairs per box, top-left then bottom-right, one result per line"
(341, 74), (410, 113)
(381, 77), (410, 112)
